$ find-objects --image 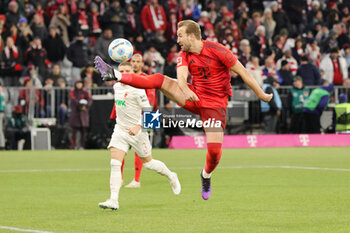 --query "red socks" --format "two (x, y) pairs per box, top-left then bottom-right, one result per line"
(121, 73), (164, 89)
(204, 143), (222, 174)
(134, 153), (143, 182)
